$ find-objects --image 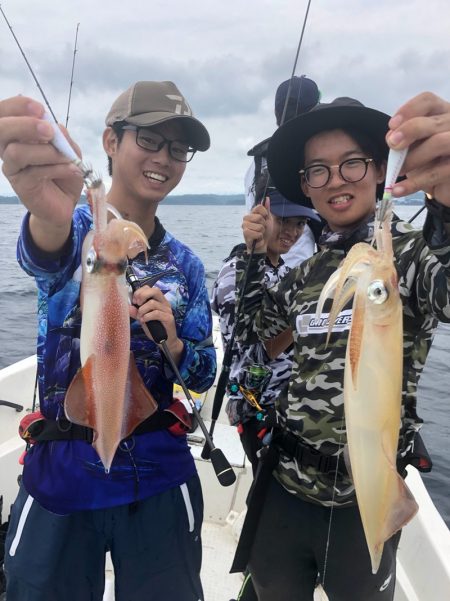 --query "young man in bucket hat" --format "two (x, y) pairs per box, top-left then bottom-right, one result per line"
(0, 81), (215, 601)
(233, 91), (450, 600)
